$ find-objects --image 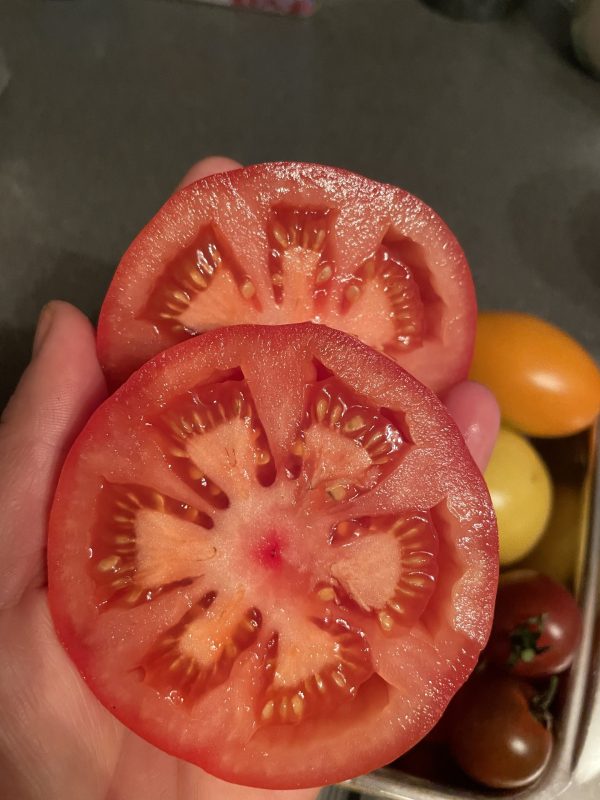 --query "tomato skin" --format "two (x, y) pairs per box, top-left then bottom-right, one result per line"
(487, 570), (582, 677)
(447, 671), (552, 789)
(521, 483), (581, 587)
(470, 312), (600, 437)
(49, 323), (497, 790)
(484, 428), (553, 566)
(98, 162), (476, 392)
